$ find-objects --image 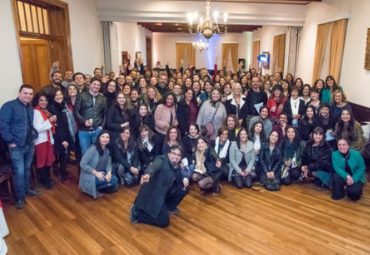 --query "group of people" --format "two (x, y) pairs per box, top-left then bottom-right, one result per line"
(0, 57), (367, 228)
